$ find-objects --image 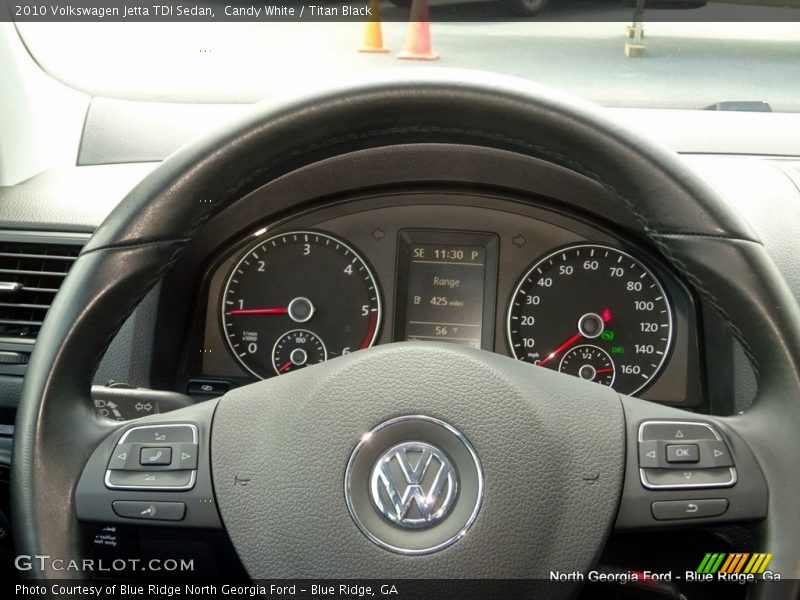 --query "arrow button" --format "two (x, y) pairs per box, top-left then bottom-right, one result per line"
(705, 440), (734, 467)
(638, 441), (660, 467)
(640, 422), (717, 442)
(107, 444), (133, 470)
(178, 443), (198, 469)
(642, 467), (735, 489)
